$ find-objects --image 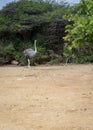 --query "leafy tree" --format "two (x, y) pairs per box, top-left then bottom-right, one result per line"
(0, 0), (70, 65)
(63, 0), (93, 63)
(64, 0), (93, 48)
